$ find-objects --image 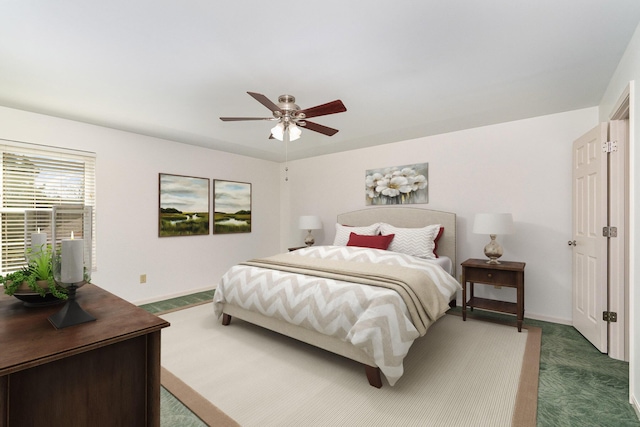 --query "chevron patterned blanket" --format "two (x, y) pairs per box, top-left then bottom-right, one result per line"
(214, 246), (462, 385)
